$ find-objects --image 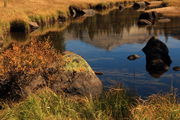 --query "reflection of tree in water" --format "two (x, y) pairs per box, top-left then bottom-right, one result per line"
(67, 8), (141, 41)
(37, 32), (65, 52)
(148, 17), (180, 41)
